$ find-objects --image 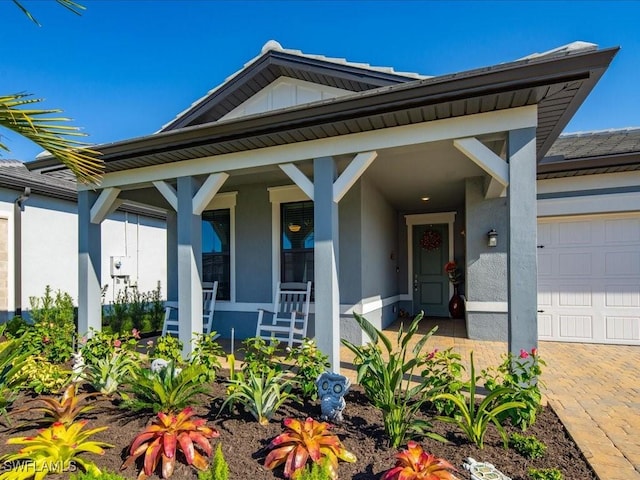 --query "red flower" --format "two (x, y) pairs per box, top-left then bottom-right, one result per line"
(531, 347), (538, 357)
(444, 261), (457, 273)
(131, 328), (140, 339)
(113, 339), (122, 348)
(519, 349), (529, 359)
